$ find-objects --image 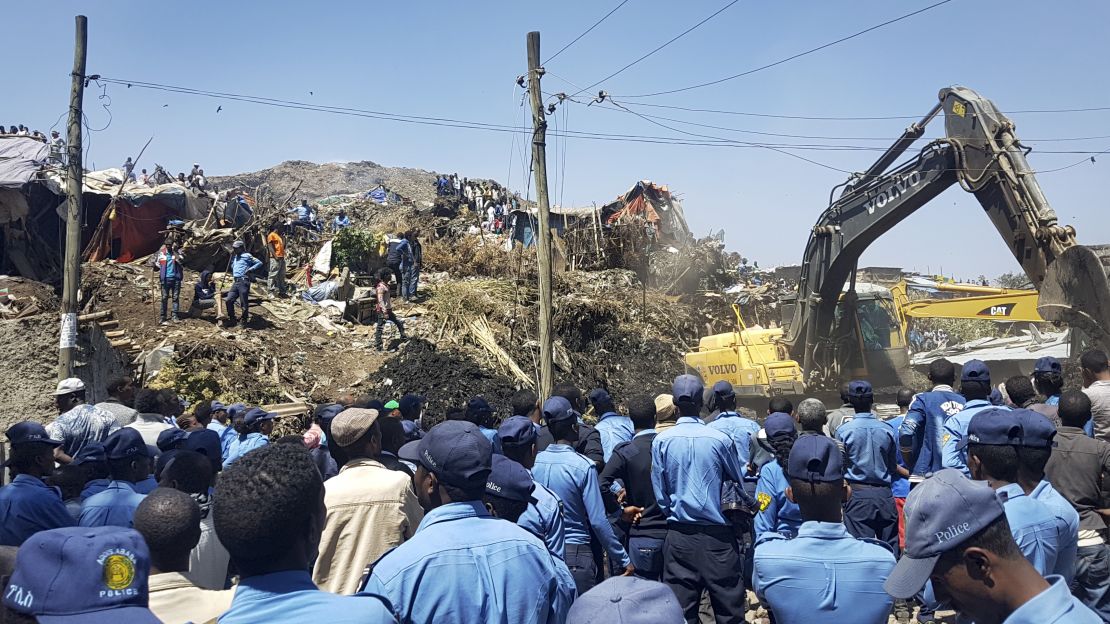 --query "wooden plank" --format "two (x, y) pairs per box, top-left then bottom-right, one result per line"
(78, 311), (111, 323)
(95, 320), (119, 330)
(103, 330), (126, 339)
